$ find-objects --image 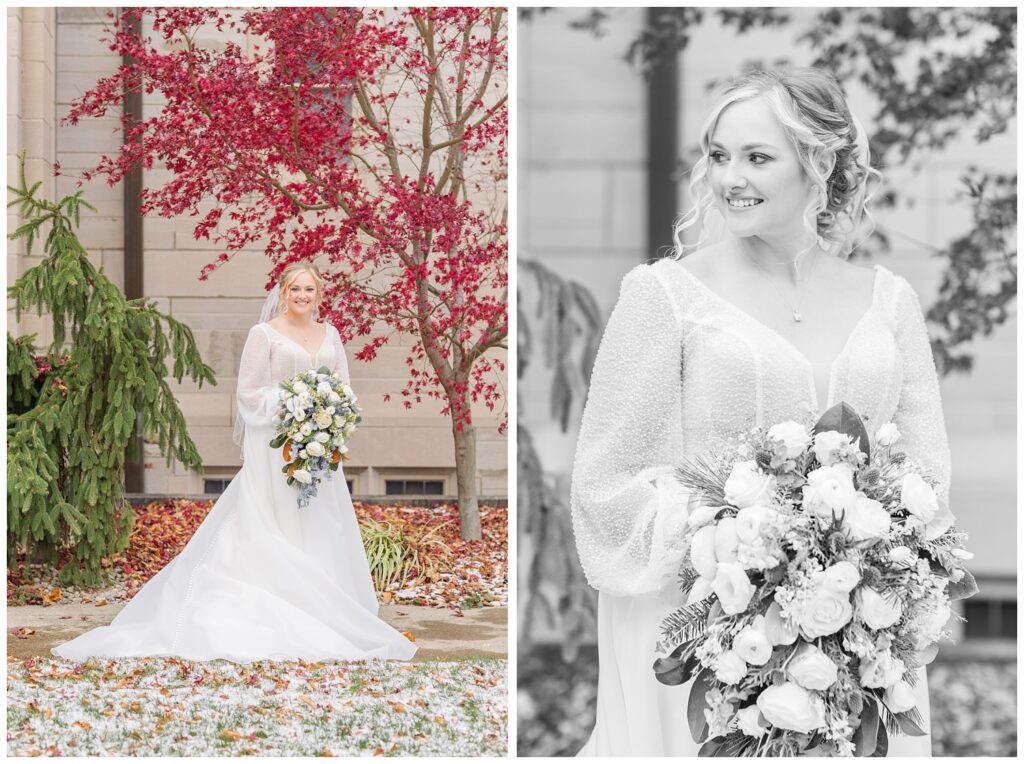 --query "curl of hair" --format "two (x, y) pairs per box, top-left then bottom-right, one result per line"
(672, 68), (882, 264)
(277, 262), (324, 316)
